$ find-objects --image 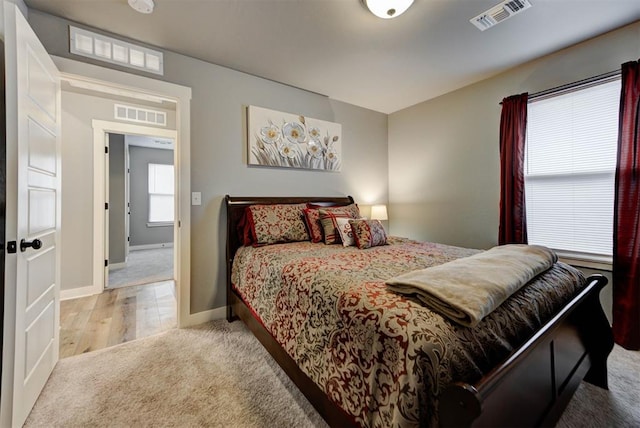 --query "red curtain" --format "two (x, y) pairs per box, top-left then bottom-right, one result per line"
(613, 60), (640, 350)
(499, 93), (529, 245)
